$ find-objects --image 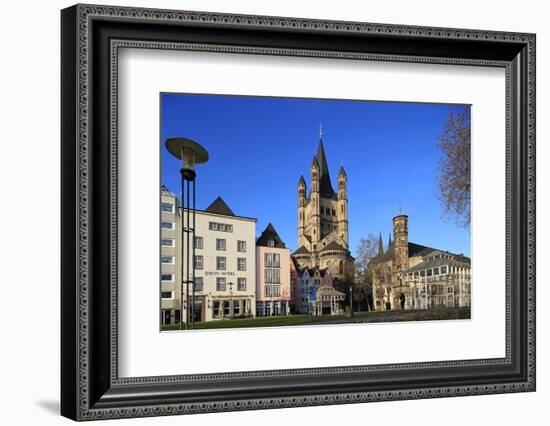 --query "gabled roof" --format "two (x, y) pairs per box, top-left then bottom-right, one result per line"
(205, 196), (235, 216)
(290, 256), (300, 271)
(317, 284), (345, 297)
(256, 223), (286, 248)
(370, 239), (467, 267)
(408, 242), (437, 258)
(321, 241), (347, 252)
(292, 245), (310, 255)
